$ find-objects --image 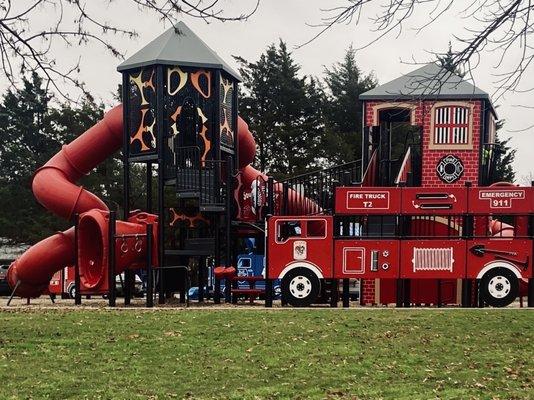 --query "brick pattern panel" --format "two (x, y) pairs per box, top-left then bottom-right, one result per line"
(361, 279), (375, 305)
(364, 100), (482, 188)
